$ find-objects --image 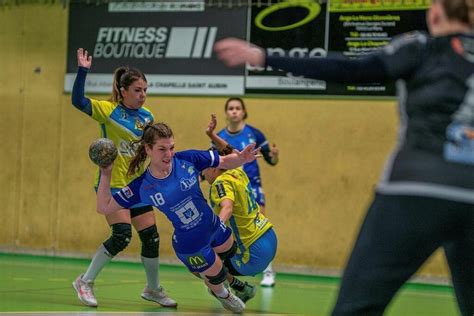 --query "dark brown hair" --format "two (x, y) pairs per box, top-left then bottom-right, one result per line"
(111, 67), (147, 103)
(224, 97), (248, 120)
(436, 0), (474, 27)
(127, 122), (174, 176)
